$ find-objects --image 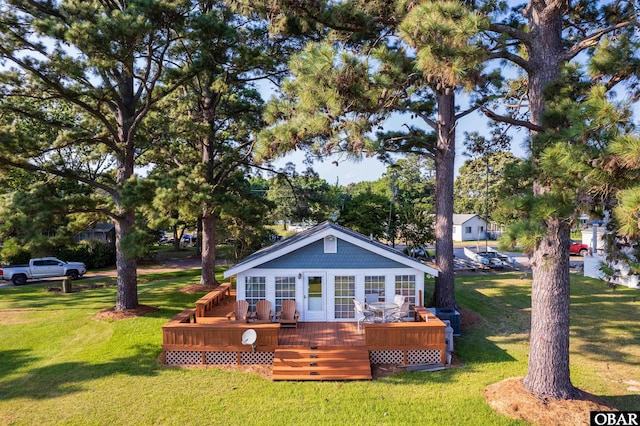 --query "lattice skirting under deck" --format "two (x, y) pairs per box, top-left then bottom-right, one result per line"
(205, 351), (237, 365)
(165, 350), (202, 365)
(240, 351), (274, 365)
(165, 350), (274, 366)
(407, 349), (441, 365)
(369, 349), (442, 365)
(369, 350), (403, 364)
(166, 349), (441, 366)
